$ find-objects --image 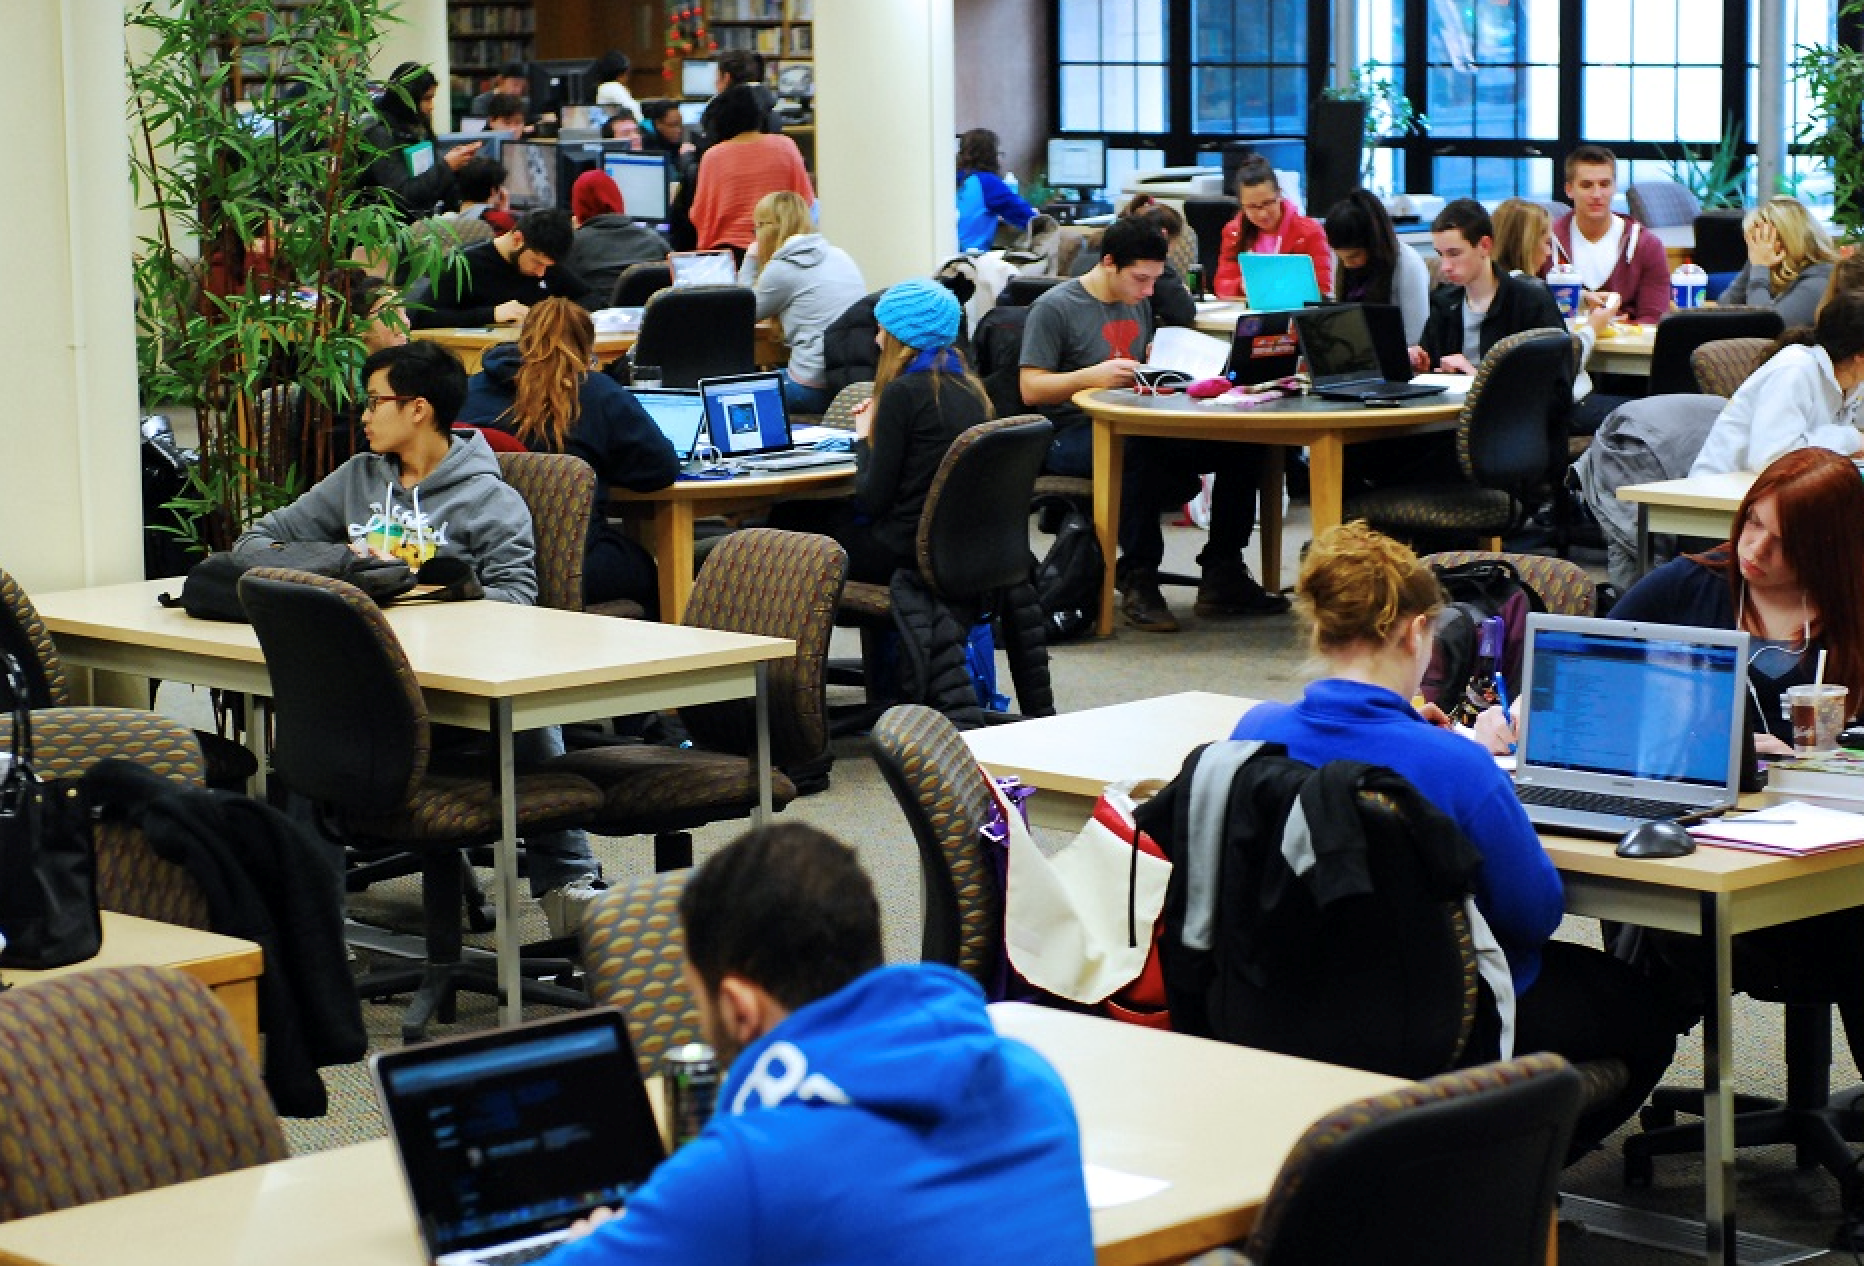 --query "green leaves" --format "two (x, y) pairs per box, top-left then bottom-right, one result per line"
(1797, 19), (1864, 240)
